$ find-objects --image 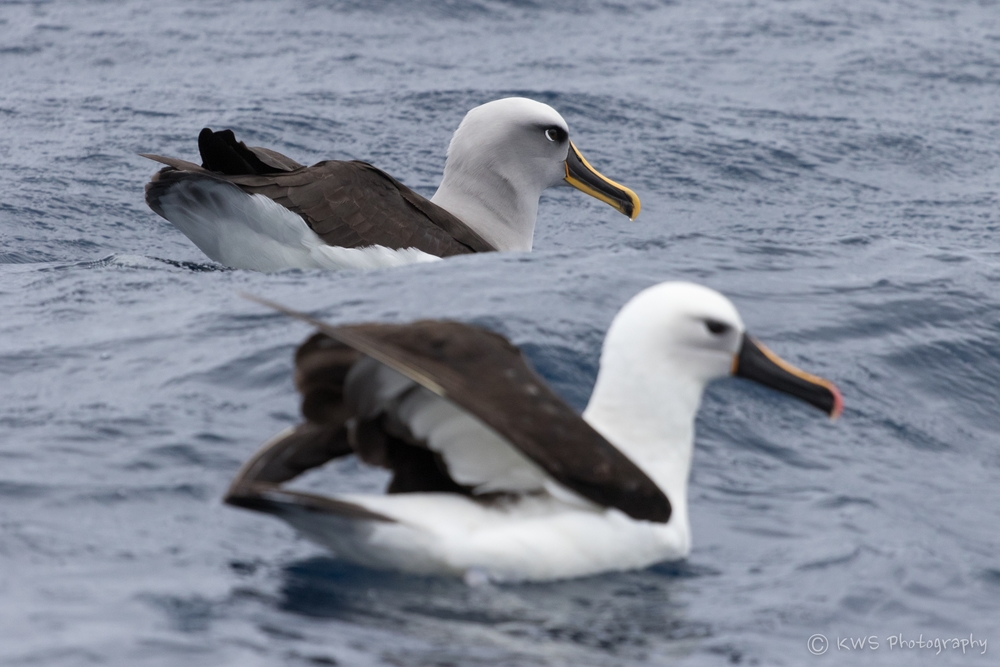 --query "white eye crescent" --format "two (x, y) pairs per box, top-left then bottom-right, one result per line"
(545, 128), (559, 142)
